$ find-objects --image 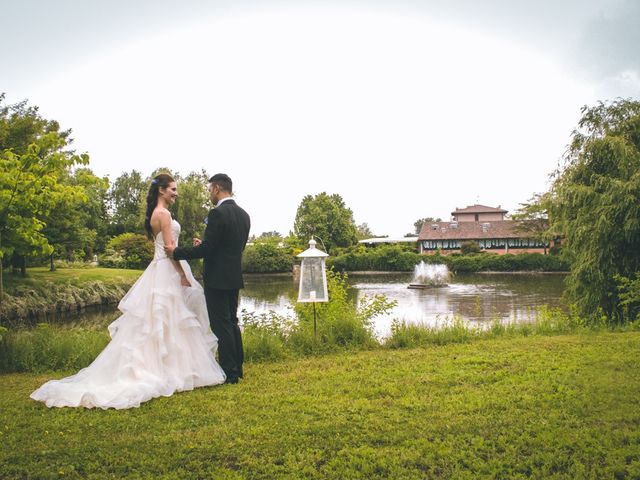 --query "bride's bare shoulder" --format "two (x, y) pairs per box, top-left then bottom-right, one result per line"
(151, 207), (171, 222)
(150, 209), (172, 237)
